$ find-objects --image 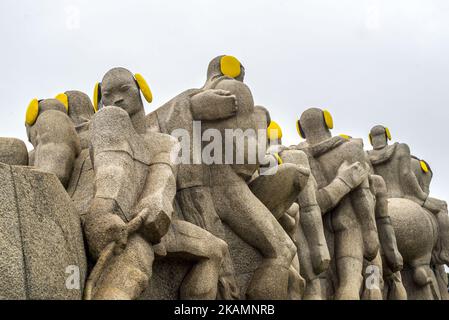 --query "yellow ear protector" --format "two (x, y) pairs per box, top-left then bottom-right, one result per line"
(420, 160), (430, 174)
(93, 73), (153, 113)
(93, 82), (100, 113)
(296, 109), (334, 139)
(25, 98), (40, 126)
(220, 55), (242, 78)
(369, 126), (392, 145)
(267, 121), (283, 141)
(25, 95), (69, 126)
(54, 93), (69, 112)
